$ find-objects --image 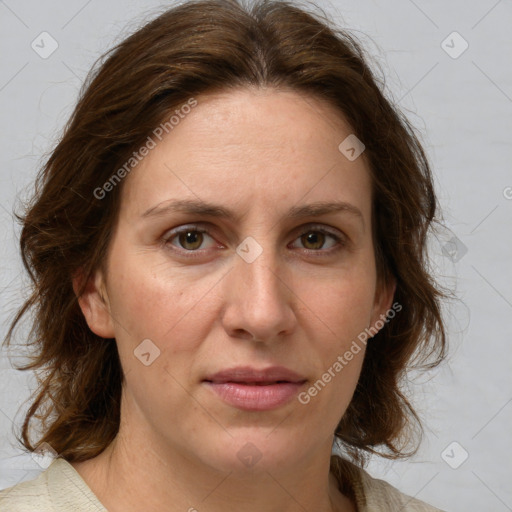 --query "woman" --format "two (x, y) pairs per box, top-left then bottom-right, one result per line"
(0, 0), (448, 510)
